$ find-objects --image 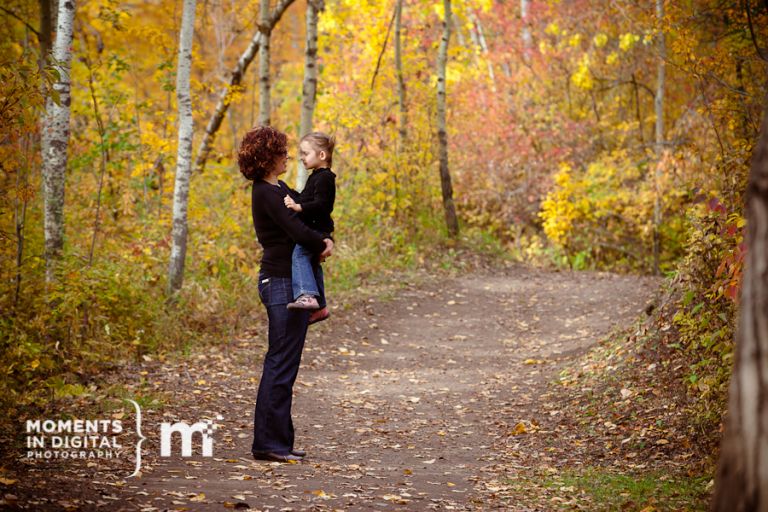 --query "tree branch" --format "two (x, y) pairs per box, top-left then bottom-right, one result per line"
(744, 0), (768, 62)
(0, 6), (41, 39)
(370, 4), (398, 92)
